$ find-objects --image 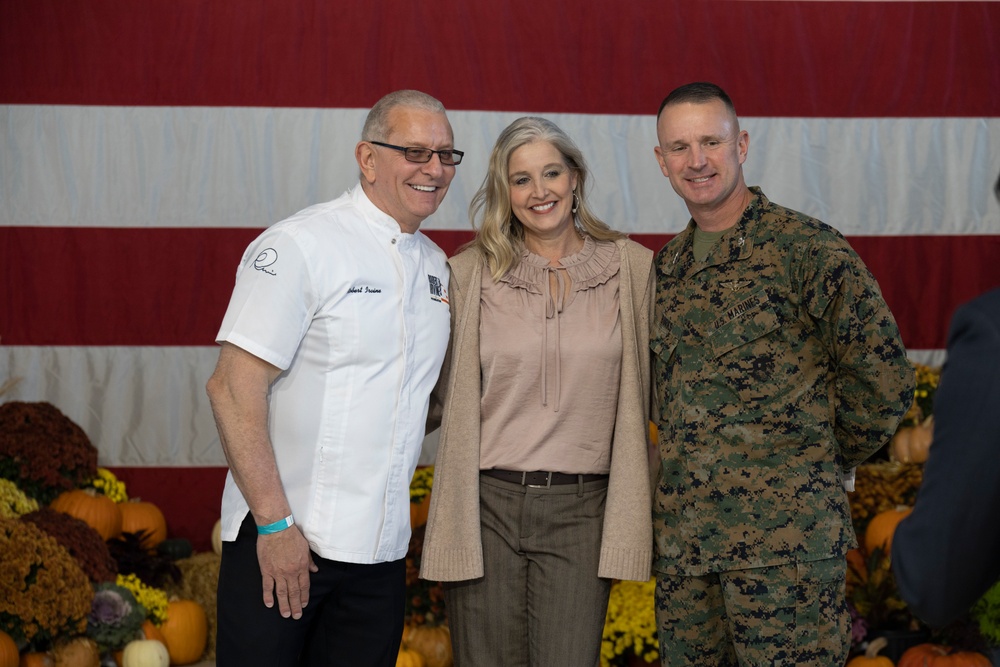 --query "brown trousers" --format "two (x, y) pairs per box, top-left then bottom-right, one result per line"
(443, 474), (612, 667)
